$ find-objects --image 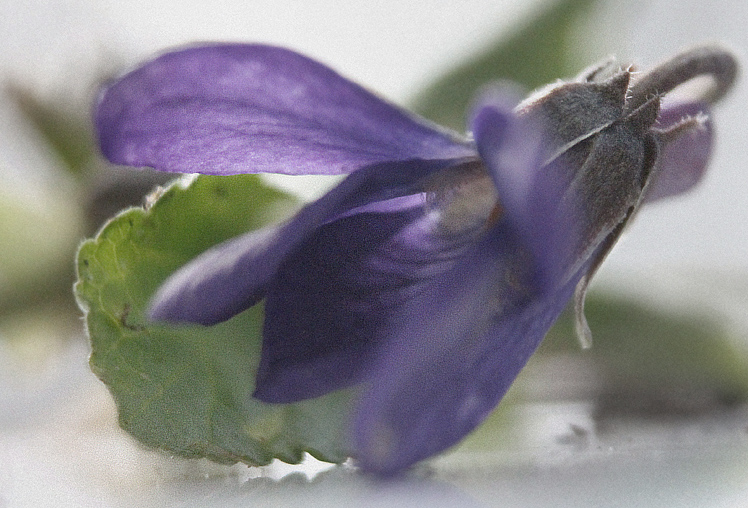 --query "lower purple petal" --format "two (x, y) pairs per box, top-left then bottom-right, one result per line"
(352, 226), (585, 474)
